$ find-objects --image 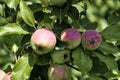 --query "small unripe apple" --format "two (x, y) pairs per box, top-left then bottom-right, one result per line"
(61, 28), (81, 49)
(31, 28), (57, 55)
(82, 30), (102, 50)
(49, 0), (67, 7)
(48, 64), (71, 80)
(51, 49), (71, 64)
(0, 70), (6, 80)
(4, 72), (12, 80)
